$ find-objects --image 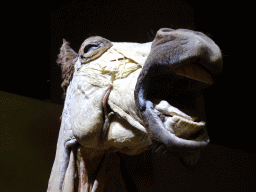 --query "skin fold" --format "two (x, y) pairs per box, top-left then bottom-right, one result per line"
(98, 85), (113, 147)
